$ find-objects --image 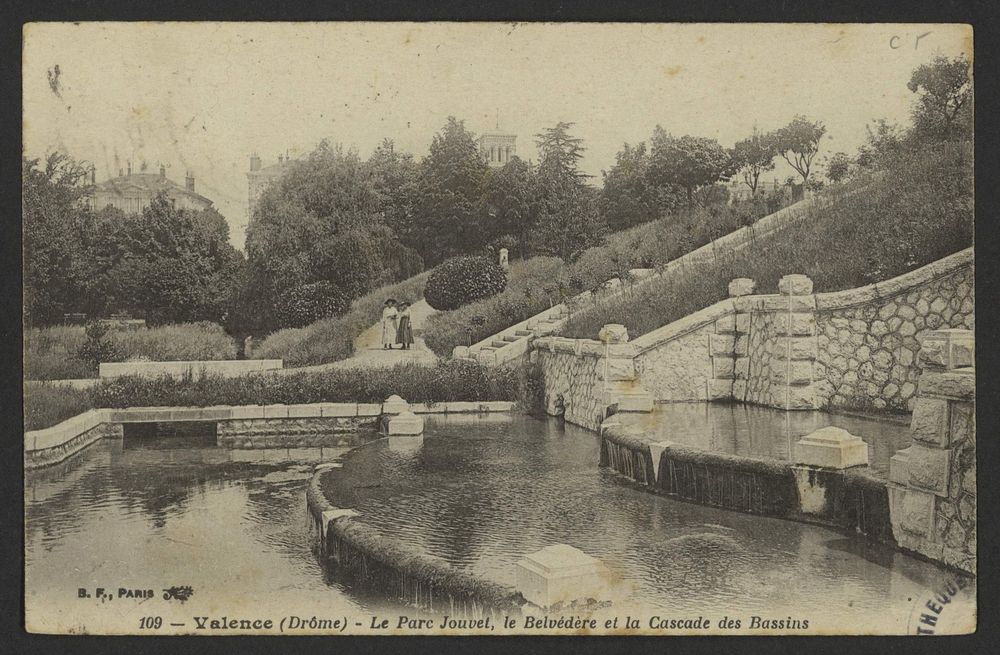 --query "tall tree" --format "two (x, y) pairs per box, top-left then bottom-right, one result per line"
(599, 142), (684, 231)
(731, 128), (777, 196)
(907, 54), (972, 141)
(647, 127), (733, 209)
(770, 116), (826, 184)
(412, 117), (490, 263)
(824, 152), (852, 183)
(535, 121), (588, 182)
(479, 157), (539, 256)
